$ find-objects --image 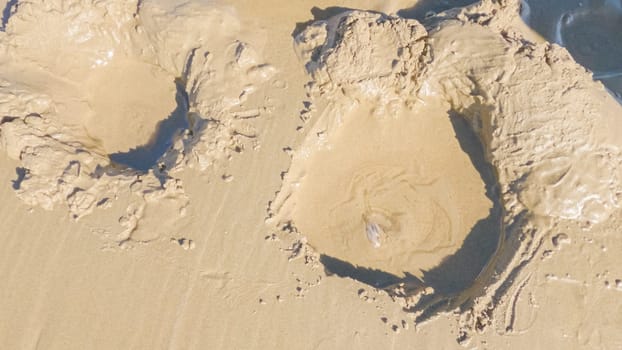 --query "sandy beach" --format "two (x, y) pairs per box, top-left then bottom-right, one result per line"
(1, 1), (621, 349)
